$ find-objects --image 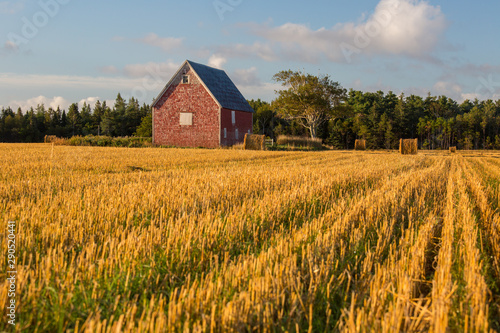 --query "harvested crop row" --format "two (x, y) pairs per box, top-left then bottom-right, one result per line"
(339, 158), (449, 332)
(461, 158), (500, 329)
(429, 158), (458, 332)
(453, 161), (490, 331)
